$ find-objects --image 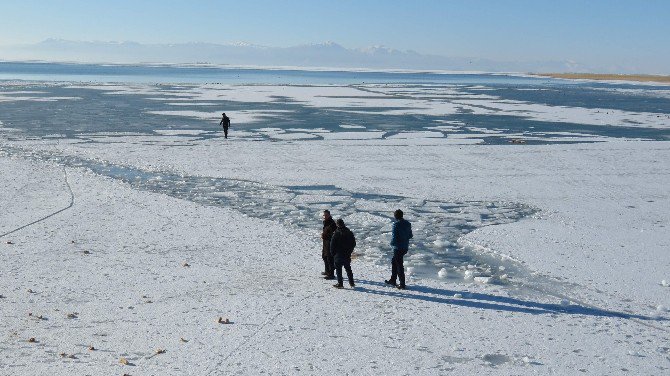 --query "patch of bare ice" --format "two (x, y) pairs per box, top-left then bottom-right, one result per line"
(269, 133), (320, 140)
(0, 95), (81, 102)
(320, 131), (385, 140)
(386, 131), (444, 139)
(154, 129), (209, 136)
